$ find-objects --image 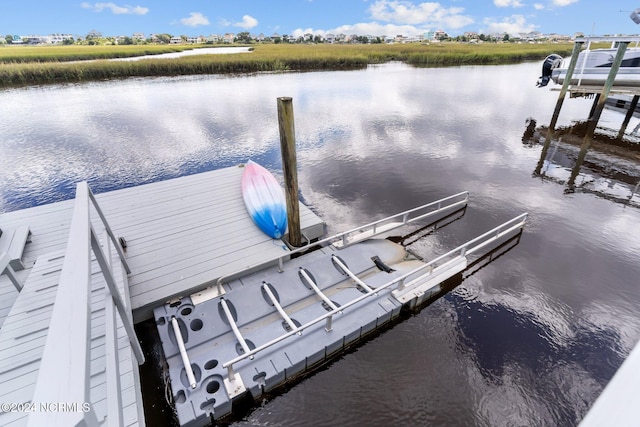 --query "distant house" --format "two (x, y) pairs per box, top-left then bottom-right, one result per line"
(170, 36), (183, 44)
(132, 32), (145, 41)
(87, 30), (102, 39)
(223, 33), (235, 43)
(207, 34), (221, 43)
(24, 35), (50, 44)
(433, 29), (448, 40)
(255, 33), (265, 42)
(50, 33), (74, 44)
